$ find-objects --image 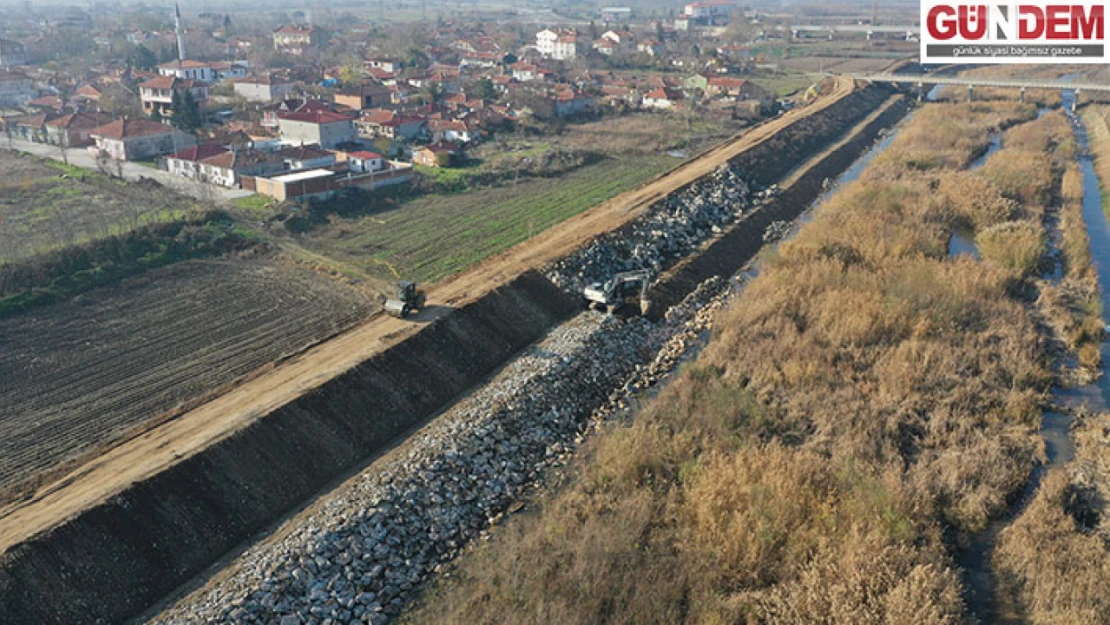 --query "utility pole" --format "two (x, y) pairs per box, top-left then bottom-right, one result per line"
(422, 0), (427, 22)
(871, 0), (878, 26)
